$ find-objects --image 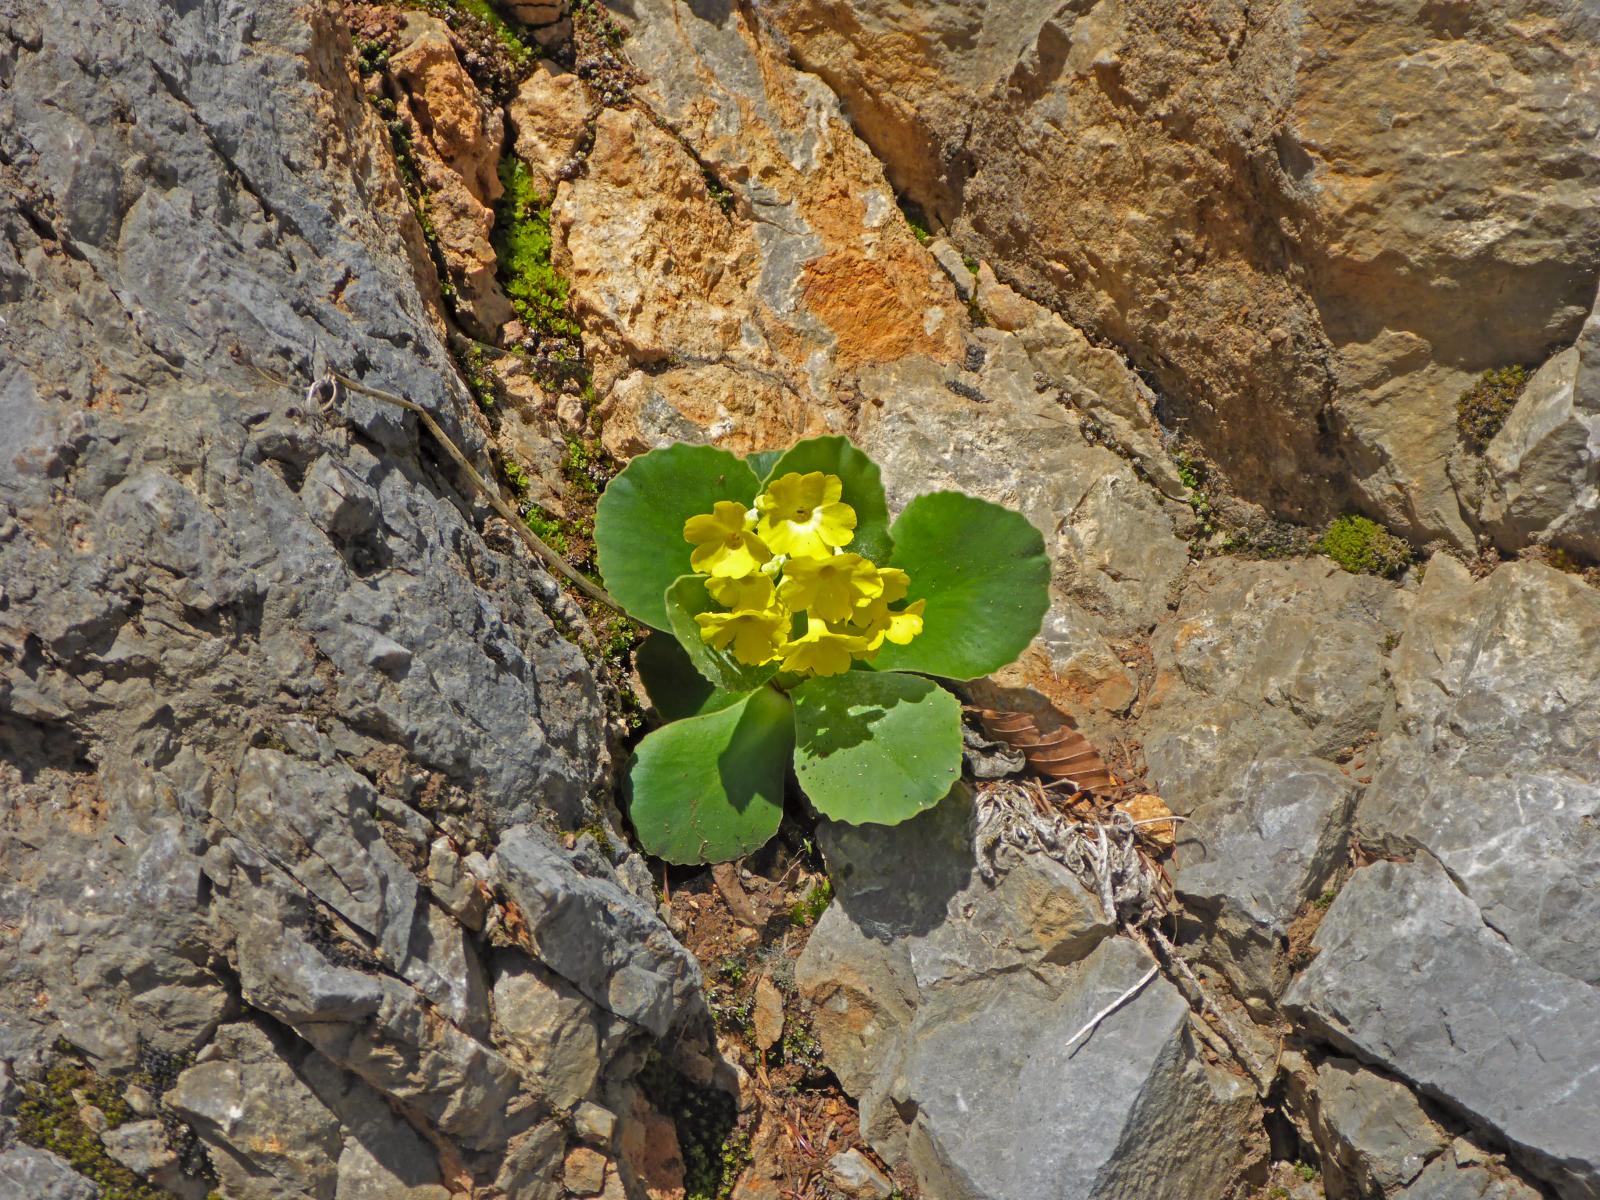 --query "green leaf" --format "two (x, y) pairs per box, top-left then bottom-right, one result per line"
(663, 575), (780, 693)
(595, 444), (761, 630)
(628, 687), (794, 864)
(634, 631), (740, 721)
(745, 449), (783, 480)
(763, 436), (893, 564)
(870, 491), (1050, 680)
(790, 671), (962, 825)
